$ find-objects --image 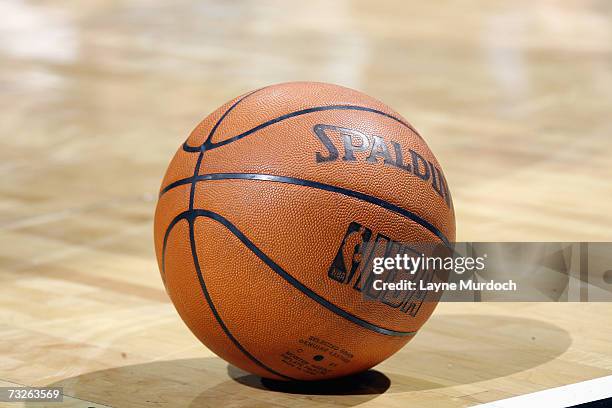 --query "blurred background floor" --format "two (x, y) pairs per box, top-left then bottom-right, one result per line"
(1, 0), (611, 407)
